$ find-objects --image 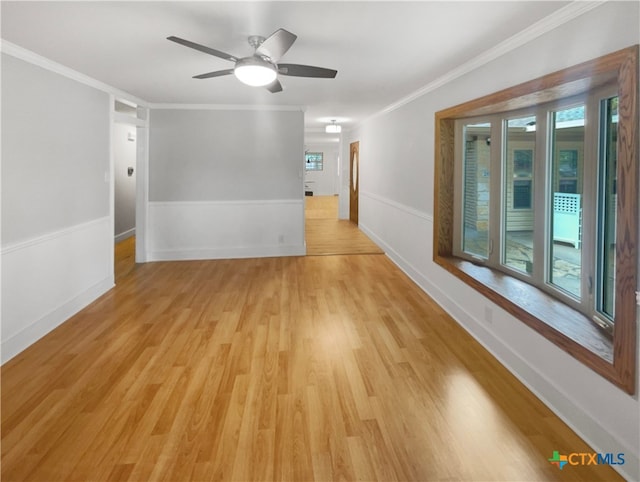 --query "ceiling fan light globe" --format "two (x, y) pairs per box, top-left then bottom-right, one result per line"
(234, 58), (277, 87)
